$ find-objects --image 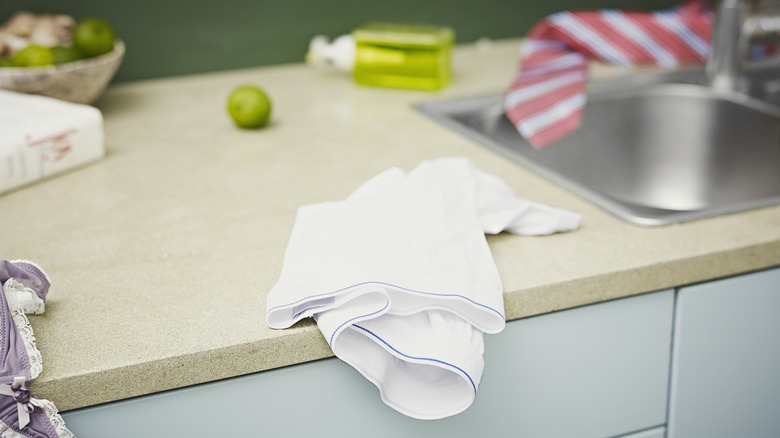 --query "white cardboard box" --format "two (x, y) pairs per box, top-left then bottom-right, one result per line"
(0, 89), (104, 195)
